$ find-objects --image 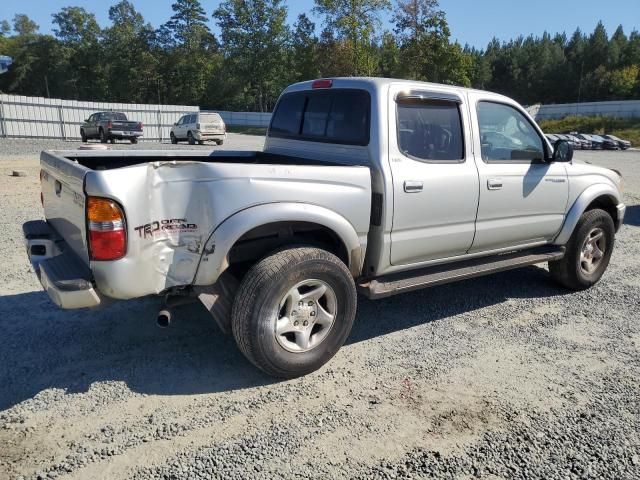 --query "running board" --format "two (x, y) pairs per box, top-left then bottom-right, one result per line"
(358, 247), (565, 300)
